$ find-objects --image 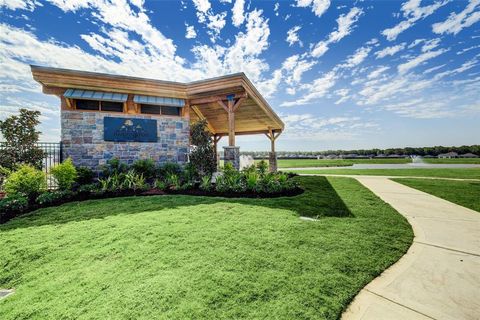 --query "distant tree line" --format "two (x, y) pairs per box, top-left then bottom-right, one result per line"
(241, 145), (480, 158)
